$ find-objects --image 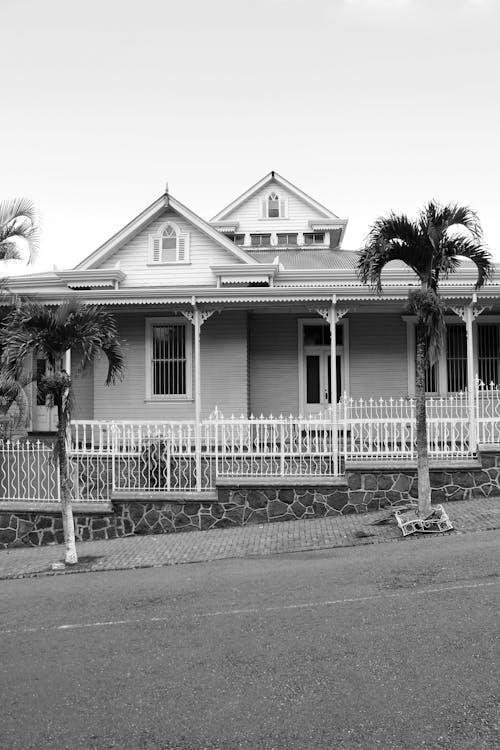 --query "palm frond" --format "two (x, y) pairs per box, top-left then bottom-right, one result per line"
(358, 213), (428, 290)
(1, 299), (125, 385)
(420, 201), (482, 243)
(440, 237), (494, 289)
(0, 198), (40, 264)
